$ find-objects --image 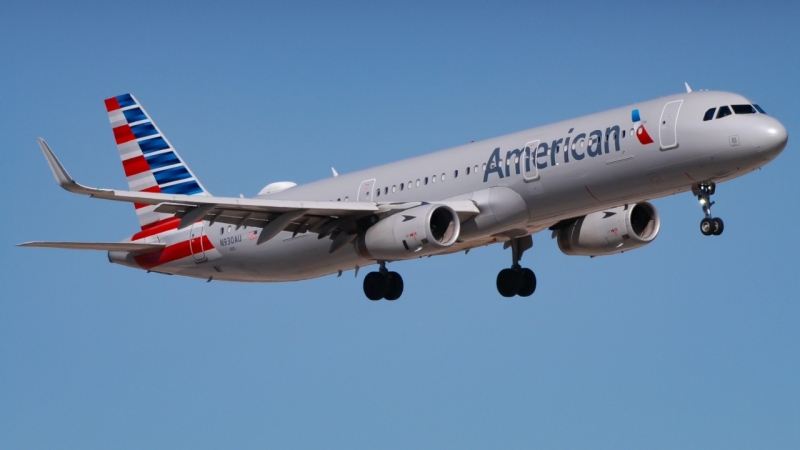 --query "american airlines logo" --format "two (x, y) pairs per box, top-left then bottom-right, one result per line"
(632, 109), (654, 145)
